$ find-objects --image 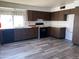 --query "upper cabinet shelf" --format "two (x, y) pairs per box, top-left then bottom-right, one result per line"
(27, 10), (51, 21)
